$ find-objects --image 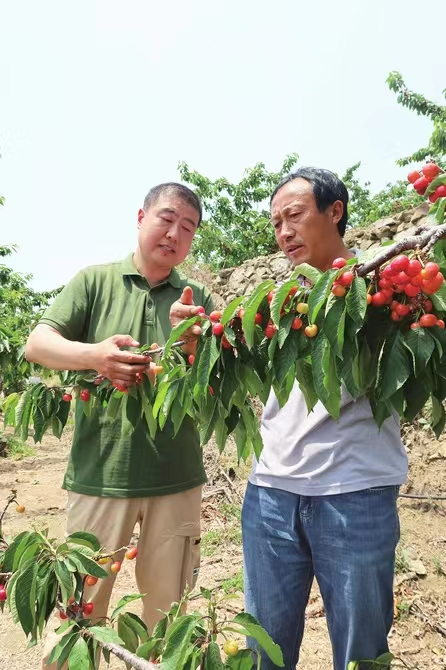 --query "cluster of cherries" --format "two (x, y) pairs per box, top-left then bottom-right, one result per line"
(332, 255), (445, 329)
(58, 546), (138, 620)
(408, 162), (446, 202)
